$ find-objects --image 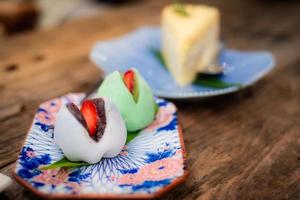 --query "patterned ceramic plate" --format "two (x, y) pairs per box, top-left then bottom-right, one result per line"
(13, 93), (188, 199)
(90, 26), (275, 99)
